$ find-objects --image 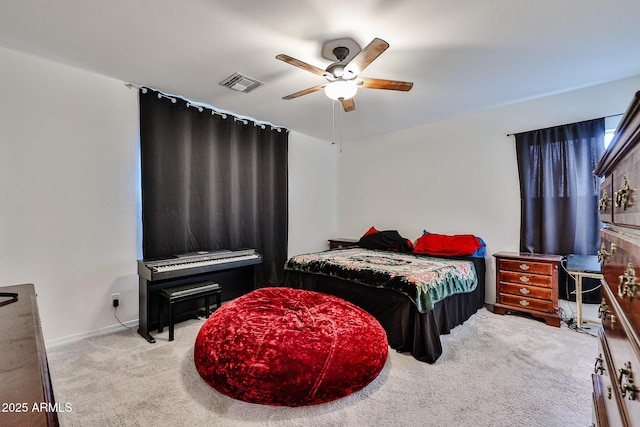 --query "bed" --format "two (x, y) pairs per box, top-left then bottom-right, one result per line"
(283, 247), (486, 364)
